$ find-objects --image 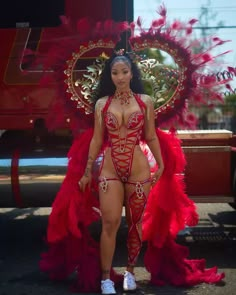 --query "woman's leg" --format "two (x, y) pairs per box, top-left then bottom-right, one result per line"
(99, 179), (124, 280)
(124, 181), (151, 274)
